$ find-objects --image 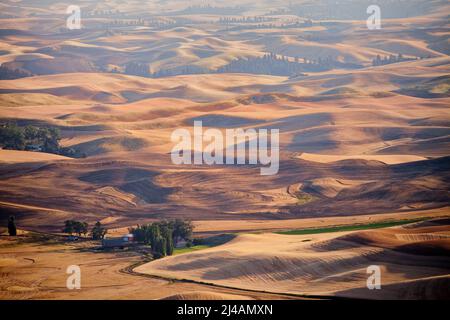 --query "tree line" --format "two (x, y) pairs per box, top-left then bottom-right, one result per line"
(8, 216), (193, 260)
(119, 53), (362, 79)
(63, 220), (107, 240)
(0, 122), (85, 157)
(216, 53), (361, 76)
(372, 53), (422, 66)
(218, 16), (276, 24)
(5, 217), (107, 239)
(4, 216), (106, 239)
